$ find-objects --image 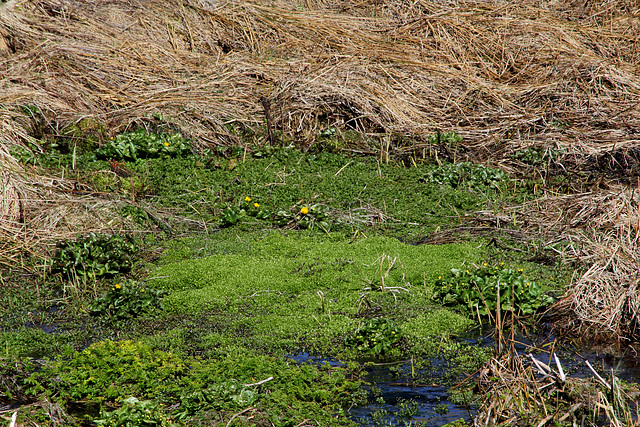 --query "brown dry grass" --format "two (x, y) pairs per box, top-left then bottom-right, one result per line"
(1, 0), (640, 339)
(476, 349), (640, 426)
